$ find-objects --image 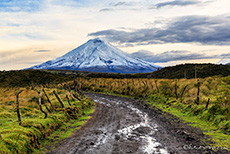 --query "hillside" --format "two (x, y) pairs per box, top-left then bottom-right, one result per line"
(1, 64), (230, 87)
(0, 70), (72, 87)
(146, 63), (230, 79)
(46, 63), (230, 79)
